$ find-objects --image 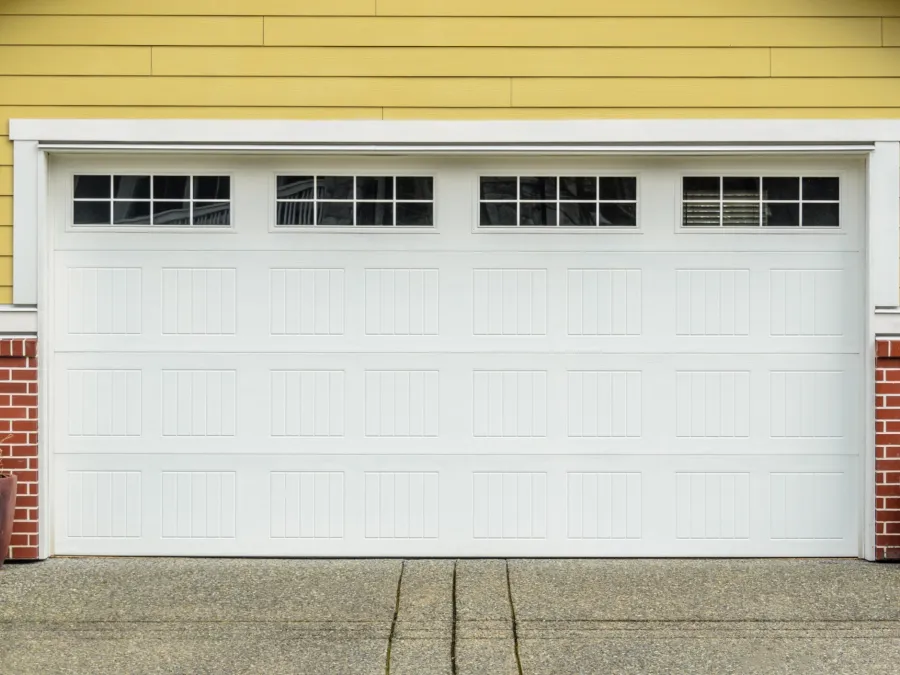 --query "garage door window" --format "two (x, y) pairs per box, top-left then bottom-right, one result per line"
(275, 175), (434, 227)
(73, 174), (231, 227)
(479, 176), (638, 227)
(682, 176), (840, 228)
